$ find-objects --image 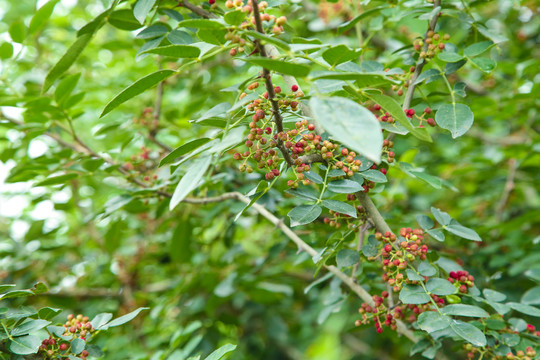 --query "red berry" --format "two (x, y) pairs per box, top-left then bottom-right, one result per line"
(307, 124), (315, 131)
(373, 104), (381, 111)
(380, 168), (387, 175)
(291, 84), (299, 92)
(274, 86), (281, 94)
(424, 107), (432, 114)
(209, 0), (215, 4)
(407, 108), (415, 117)
(427, 117), (436, 127)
